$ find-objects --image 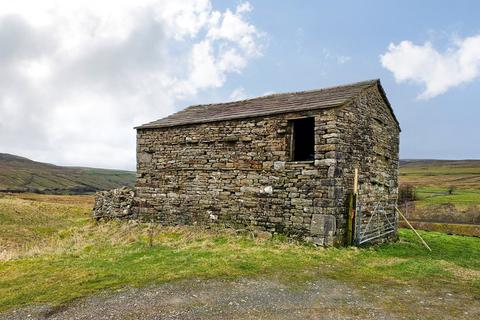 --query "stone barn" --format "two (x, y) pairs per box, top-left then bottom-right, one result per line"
(95, 79), (400, 246)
